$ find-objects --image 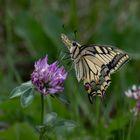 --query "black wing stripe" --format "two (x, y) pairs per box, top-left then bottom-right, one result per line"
(103, 47), (109, 54)
(102, 54), (112, 61)
(105, 53), (113, 60)
(72, 46), (78, 57)
(98, 54), (109, 63)
(89, 54), (105, 67)
(75, 58), (81, 64)
(80, 45), (96, 52)
(81, 59), (86, 80)
(114, 54), (129, 70)
(83, 58), (99, 82)
(94, 64), (99, 75)
(84, 57), (101, 83)
(84, 58), (96, 75)
(94, 46), (101, 53)
(109, 52), (116, 58)
(110, 54), (124, 69)
(99, 46), (106, 54)
(83, 58), (91, 81)
(85, 56), (101, 68)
